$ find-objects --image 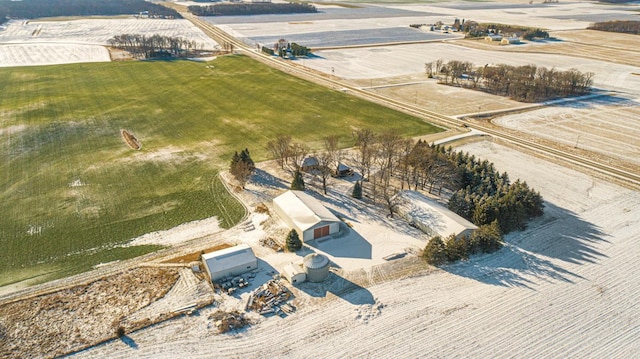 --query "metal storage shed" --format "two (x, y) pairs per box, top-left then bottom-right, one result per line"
(394, 190), (478, 239)
(282, 262), (306, 285)
(201, 244), (258, 282)
(272, 190), (341, 242)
